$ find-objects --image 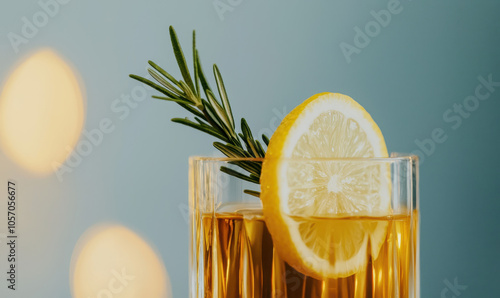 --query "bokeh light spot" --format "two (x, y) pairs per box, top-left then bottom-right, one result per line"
(0, 49), (85, 174)
(70, 224), (171, 298)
